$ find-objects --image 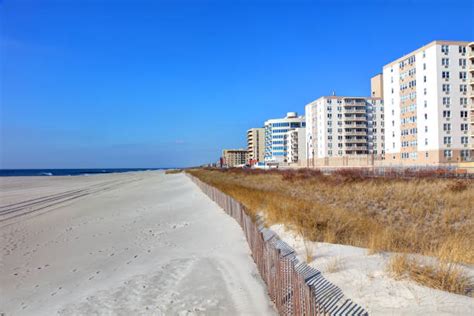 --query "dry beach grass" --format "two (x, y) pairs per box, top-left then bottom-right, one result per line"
(188, 168), (474, 295)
